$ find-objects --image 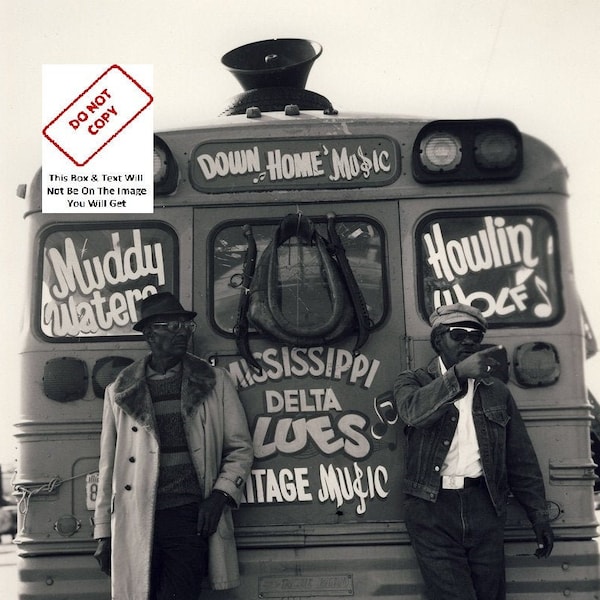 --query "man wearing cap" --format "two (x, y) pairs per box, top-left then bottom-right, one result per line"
(93, 292), (254, 600)
(394, 303), (554, 600)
